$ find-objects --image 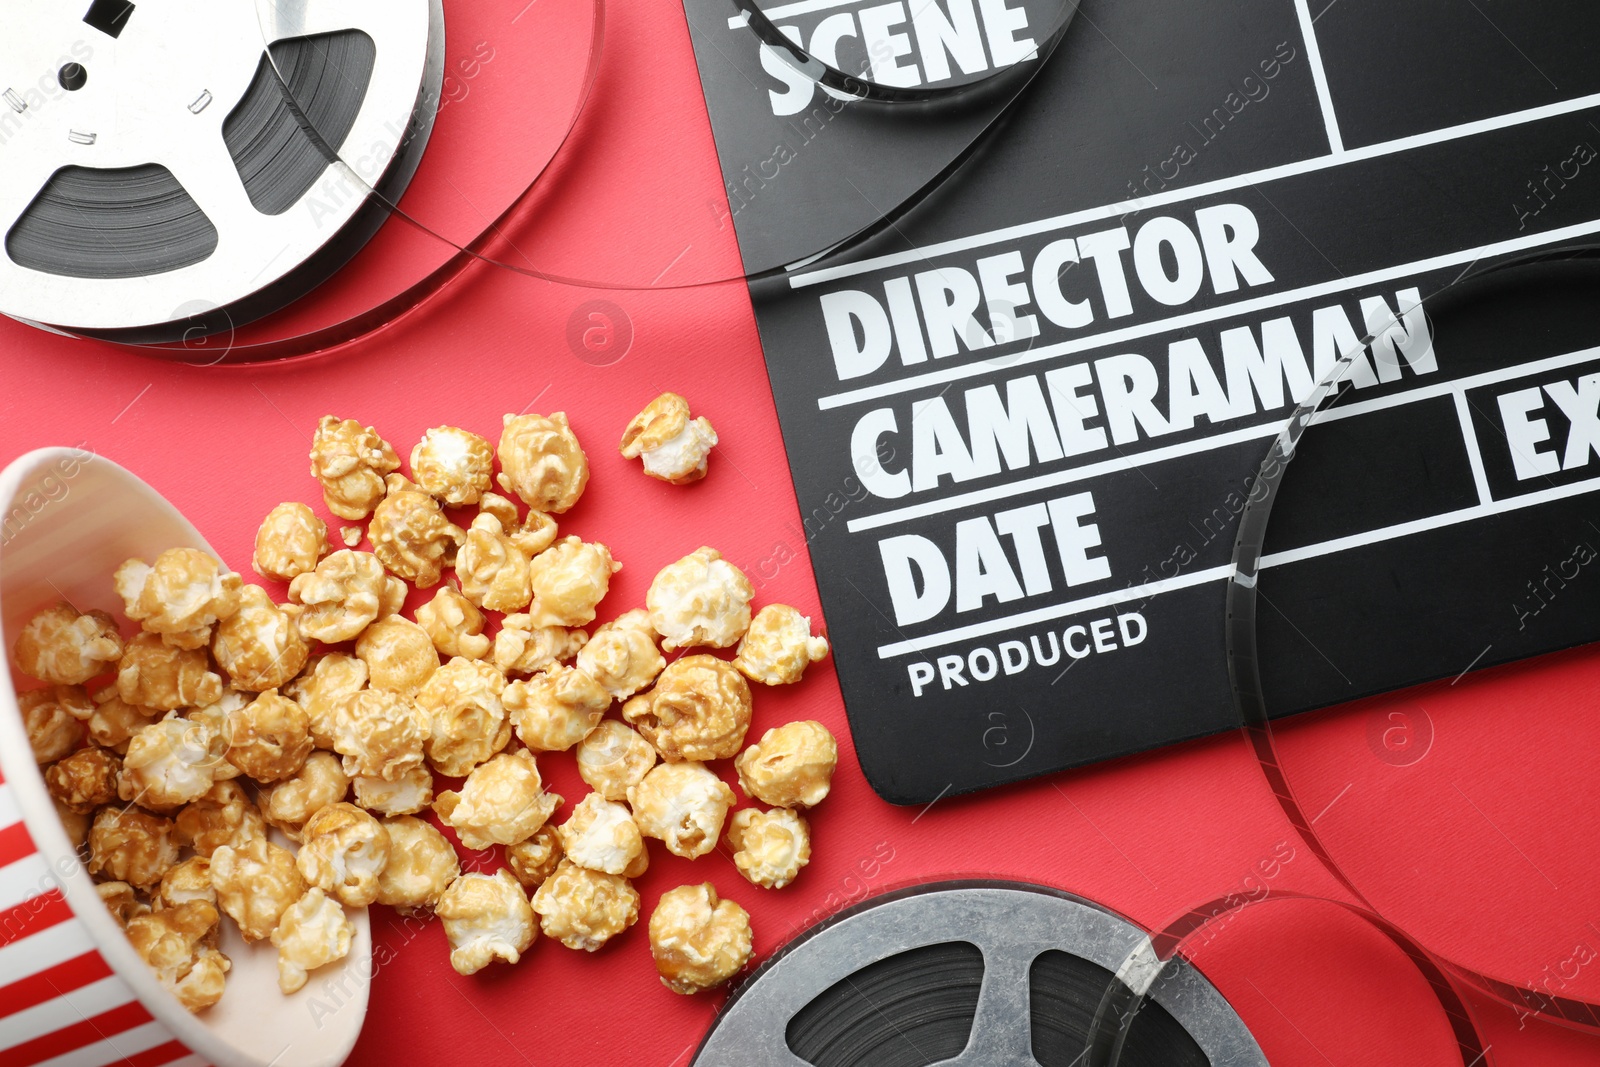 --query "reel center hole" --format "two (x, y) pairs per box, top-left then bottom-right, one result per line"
(57, 63), (87, 92)
(82, 0), (135, 39)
